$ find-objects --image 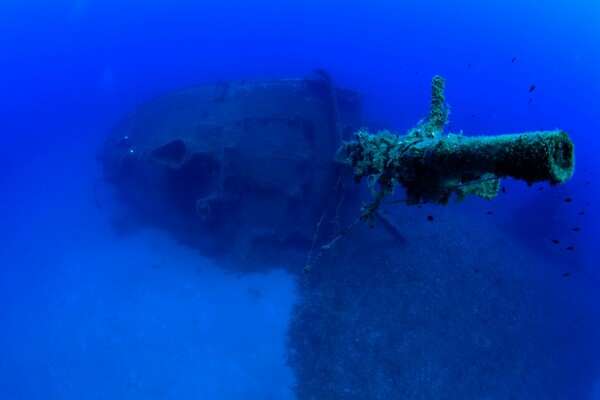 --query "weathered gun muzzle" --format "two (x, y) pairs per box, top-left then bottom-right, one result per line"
(417, 129), (574, 185)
